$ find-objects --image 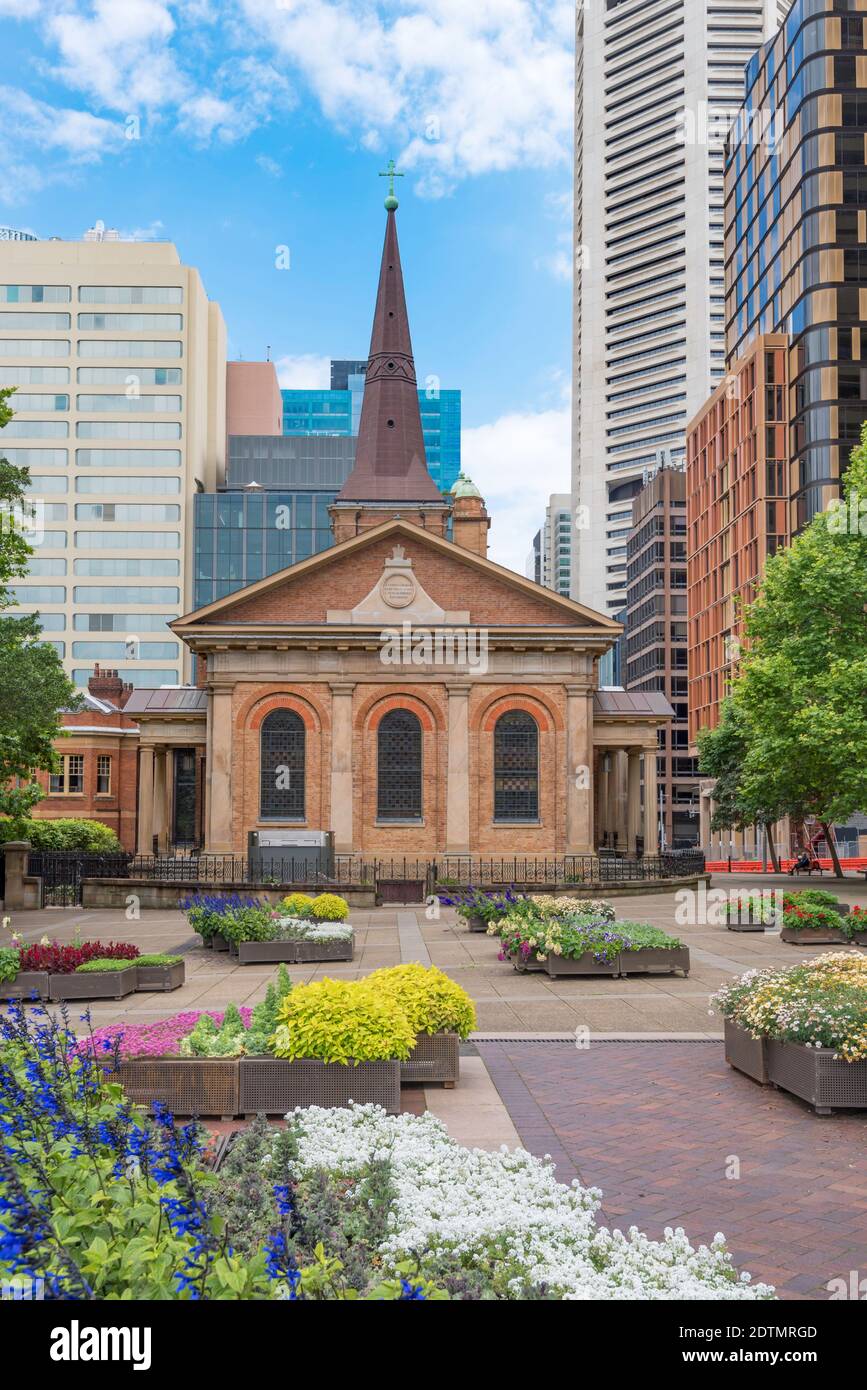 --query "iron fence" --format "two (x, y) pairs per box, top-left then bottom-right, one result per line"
(23, 847), (705, 906)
